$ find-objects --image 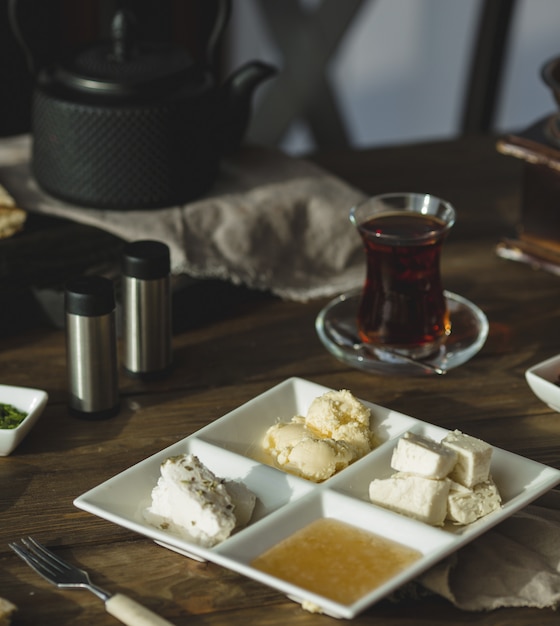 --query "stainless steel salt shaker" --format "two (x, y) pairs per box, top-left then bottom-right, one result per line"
(65, 275), (119, 419)
(122, 240), (172, 379)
